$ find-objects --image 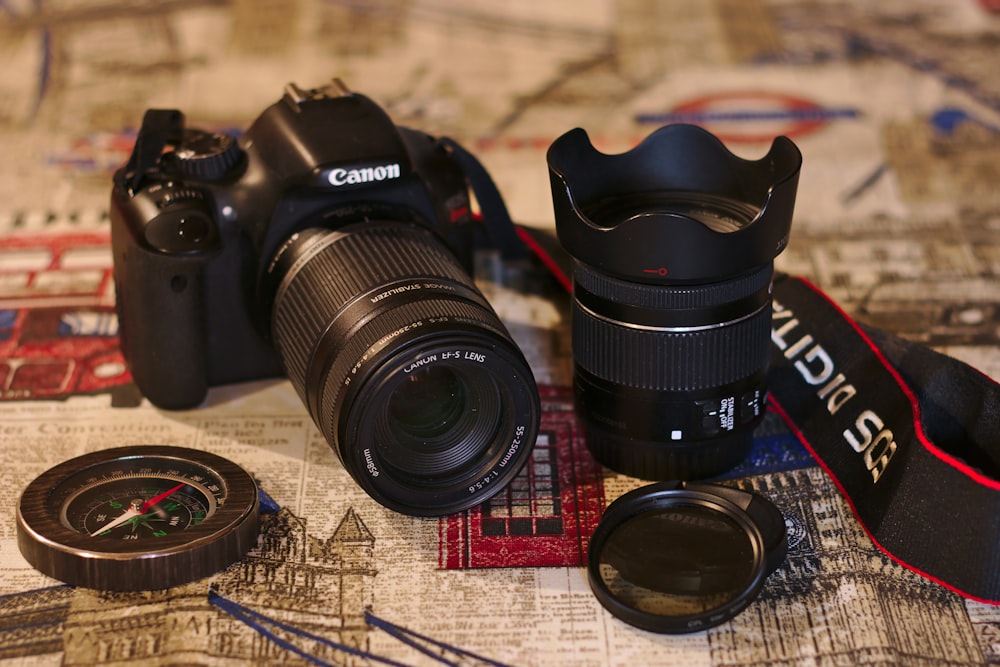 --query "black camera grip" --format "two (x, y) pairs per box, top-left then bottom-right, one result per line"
(117, 248), (212, 409)
(111, 197), (218, 409)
